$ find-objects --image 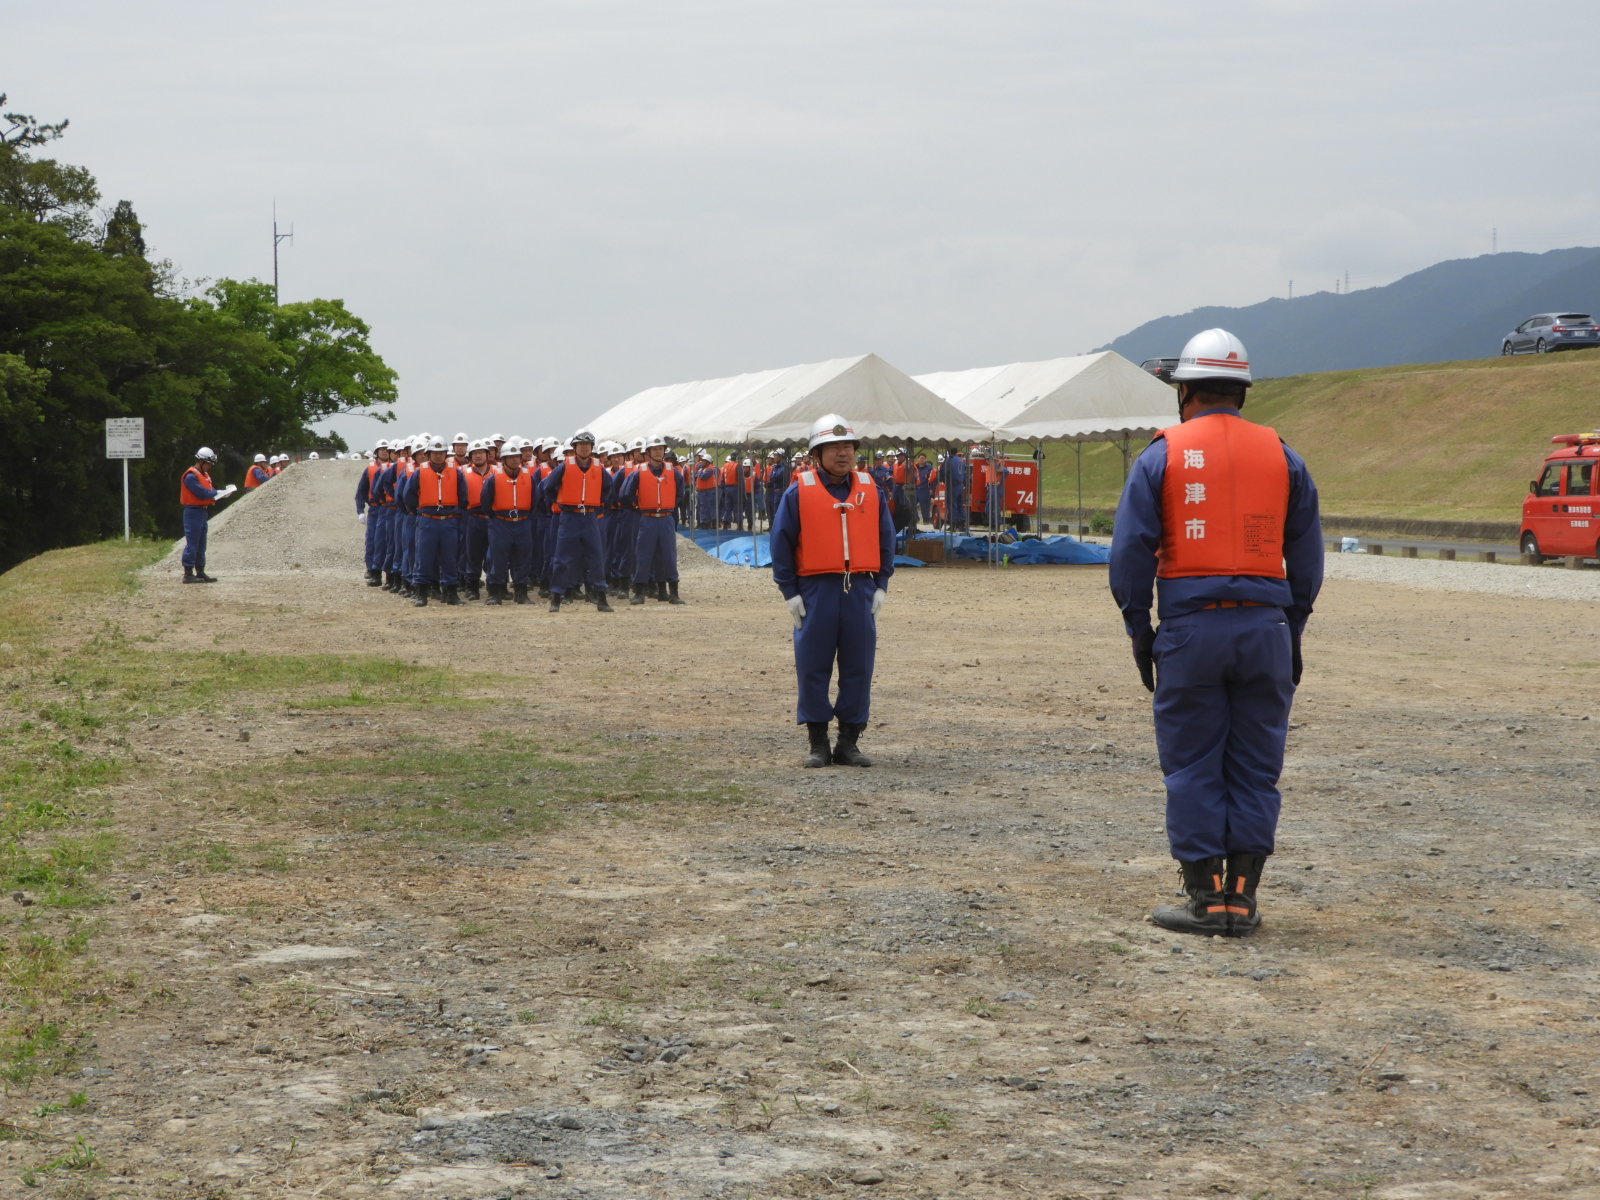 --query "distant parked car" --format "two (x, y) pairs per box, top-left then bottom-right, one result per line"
(1502, 313), (1600, 355)
(1139, 357), (1179, 384)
